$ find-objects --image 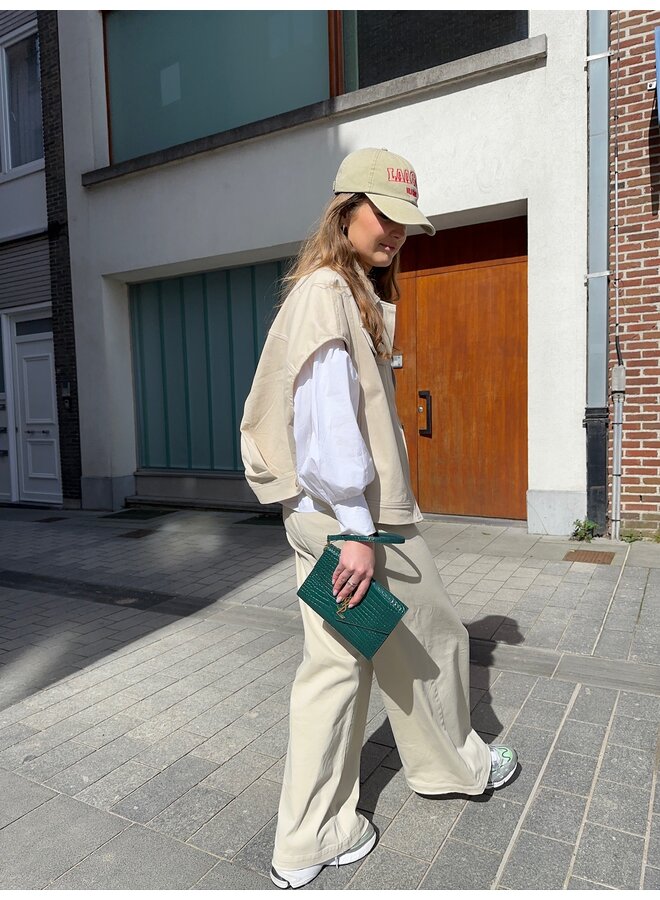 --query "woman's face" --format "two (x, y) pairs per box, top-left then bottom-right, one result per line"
(346, 199), (407, 271)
